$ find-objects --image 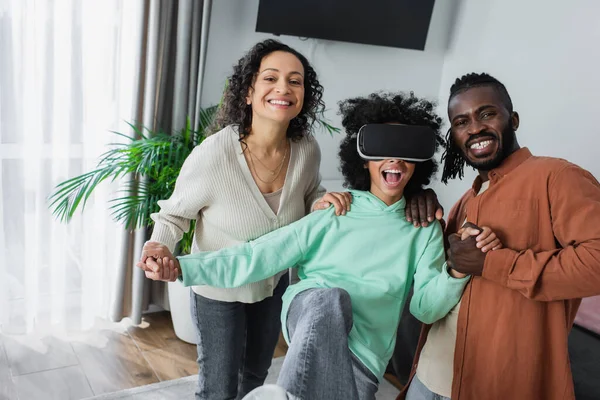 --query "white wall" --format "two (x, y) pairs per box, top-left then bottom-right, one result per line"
(431, 0), (600, 212)
(200, 0), (457, 183)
